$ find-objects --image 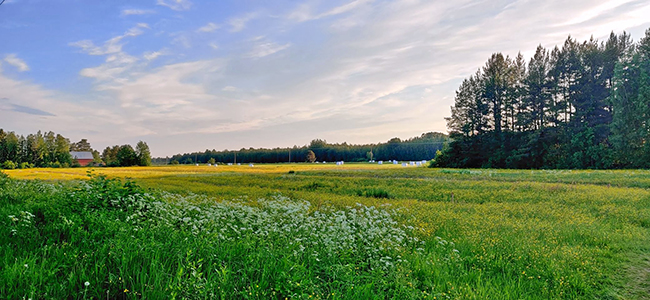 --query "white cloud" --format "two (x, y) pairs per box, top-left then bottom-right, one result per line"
(222, 86), (238, 92)
(171, 34), (191, 48)
(121, 9), (156, 16)
(247, 39), (291, 58)
(3, 54), (29, 72)
(6, 0), (650, 156)
(562, 0), (636, 26)
(288, 0), (373, 22)
(70, 24), (148, 56)
(0, 65), (136, 149)
(72, 24), (151, 84)
(228, 12), (259, 32)
(143, 50), (166, 61)
(157, 0), (191, 11)
(197, 22), (219, 33)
